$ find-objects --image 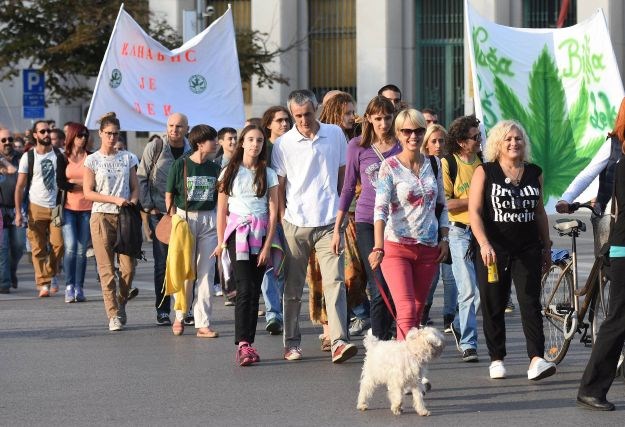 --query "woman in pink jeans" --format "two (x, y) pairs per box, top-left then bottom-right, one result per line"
(368, 108), (449, 340)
